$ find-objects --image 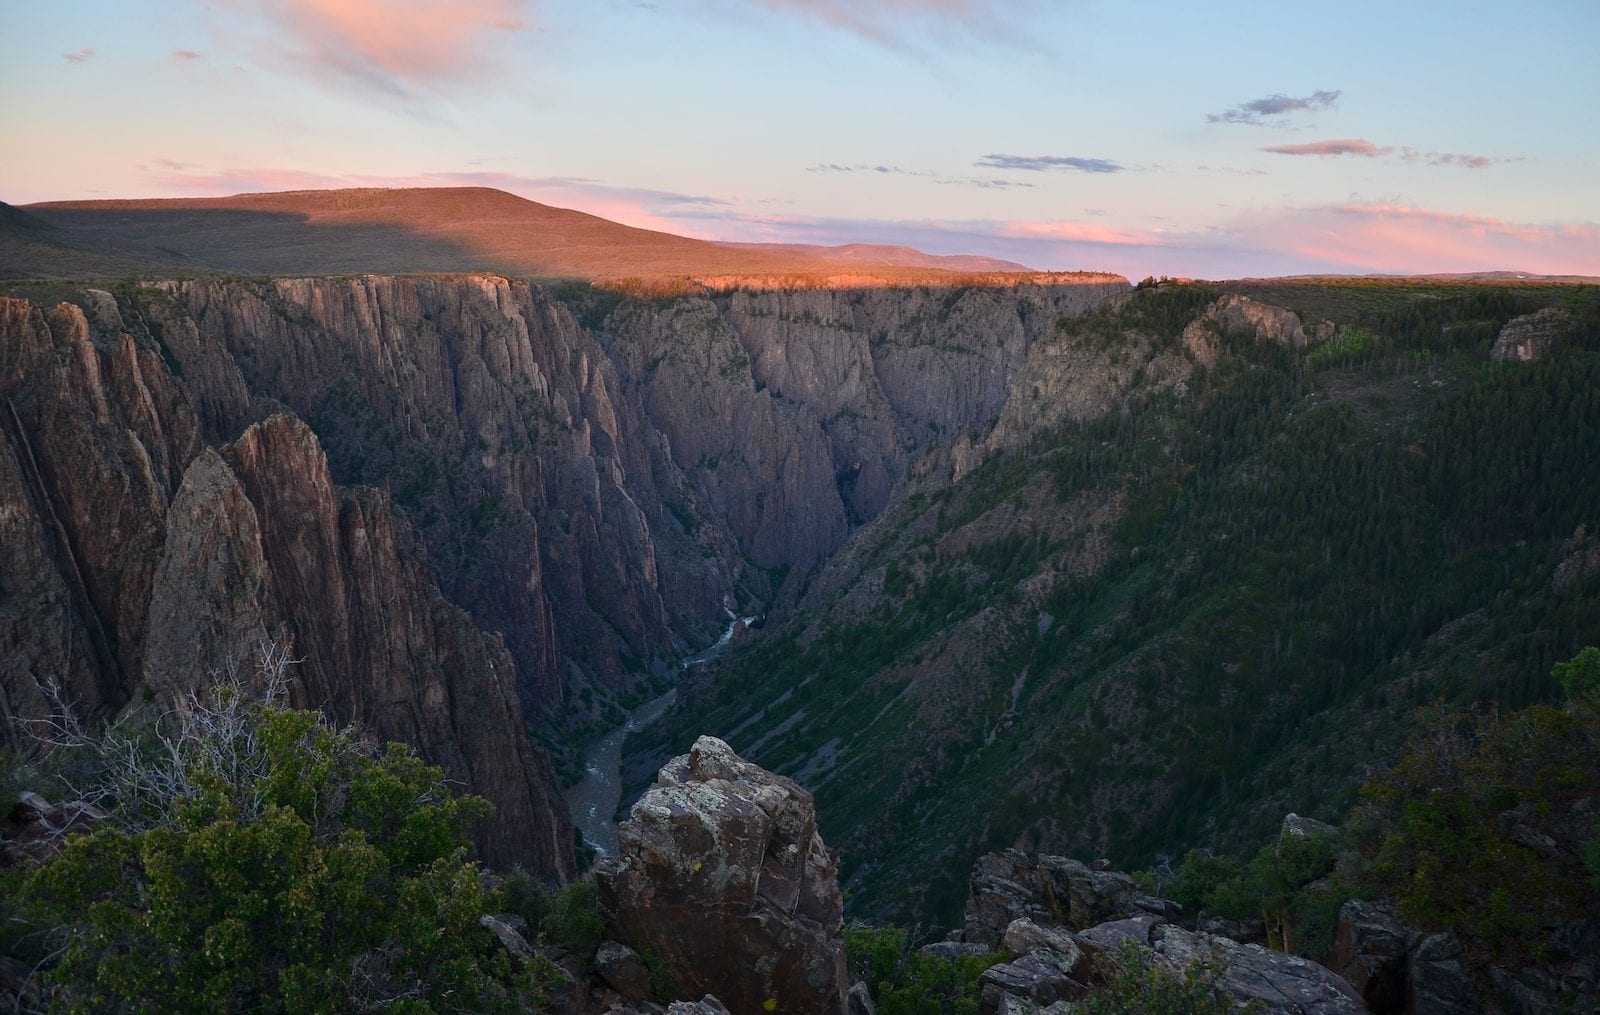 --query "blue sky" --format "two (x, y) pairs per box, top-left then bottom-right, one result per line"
(2, 0), (1596, 278)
